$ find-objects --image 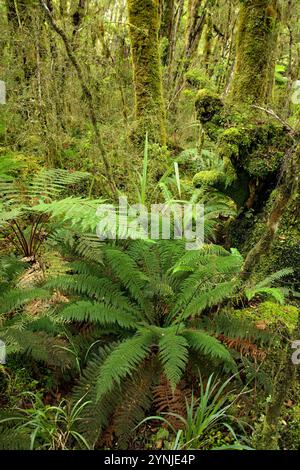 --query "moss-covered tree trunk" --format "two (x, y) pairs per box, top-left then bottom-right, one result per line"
(228, 0), (280, 105)
(127, 0), (167, 145)
(160, 0), (175, 65)
(256, 315), (300, 450)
